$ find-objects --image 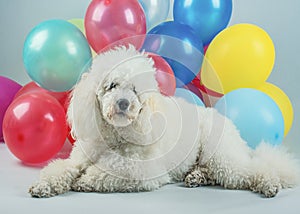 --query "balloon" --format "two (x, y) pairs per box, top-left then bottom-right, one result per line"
(183, 82), (204, 103)
(15, 81), (70, 108)
(3, 92), (68, 164)
(67, 125), (76, 145)
(203, 44), (209, 54)
(68, 18), (85, 34)
(201, 24), (276, 94)
(138, 0), (171, 31)
(183, 76), (204, 102)
(143, 21), (204, 87)
(68, 18), (96, 57)
(187, 75), (222, 107)
(85, 0), (146, 53)
(147, 53), (176, 96)
(23, 19), (92, 92)
(215, 88), (284, 149)
(0, 76), (22, 142)
(16, 84), (73, 147)
(256, 82), (294, 137)
(173, 0), (232, 45)
(175, 88), (204, 107)
(197, 79), (223, 107)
